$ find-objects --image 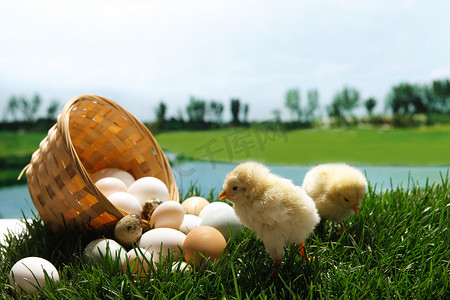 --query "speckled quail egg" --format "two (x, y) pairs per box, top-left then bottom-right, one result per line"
(114, 214), (143, 246)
